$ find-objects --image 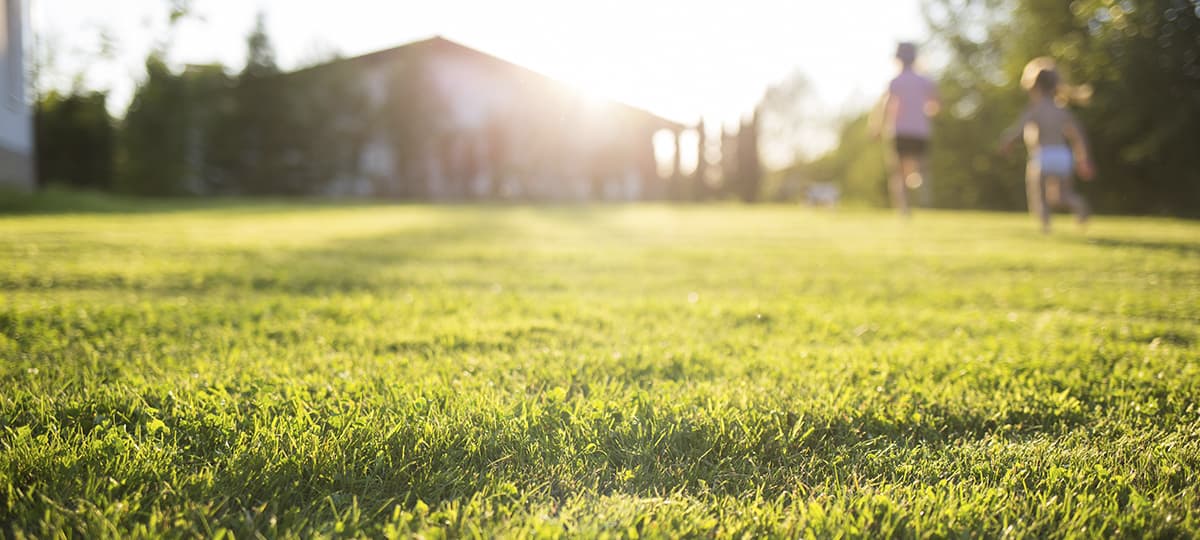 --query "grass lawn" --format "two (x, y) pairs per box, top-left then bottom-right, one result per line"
(1, 200), (1198, 537)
